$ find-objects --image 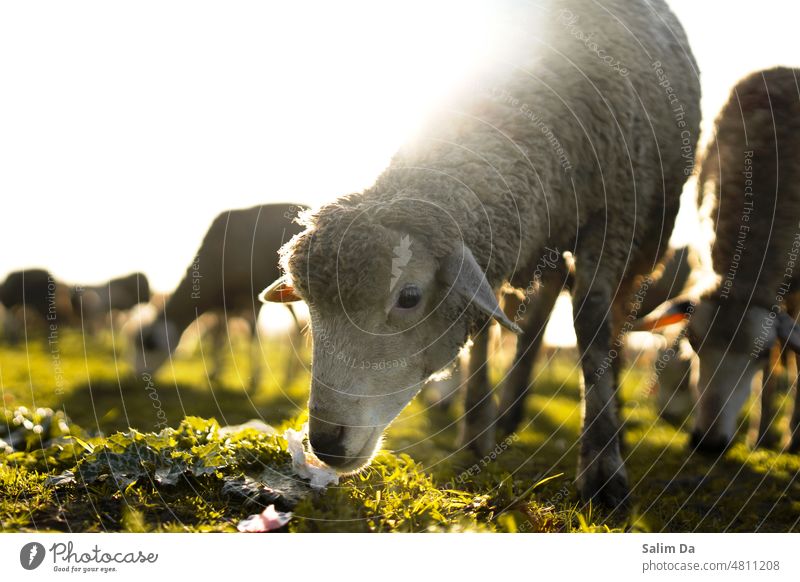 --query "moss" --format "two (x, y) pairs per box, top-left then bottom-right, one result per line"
(1, 330), (799, 532)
